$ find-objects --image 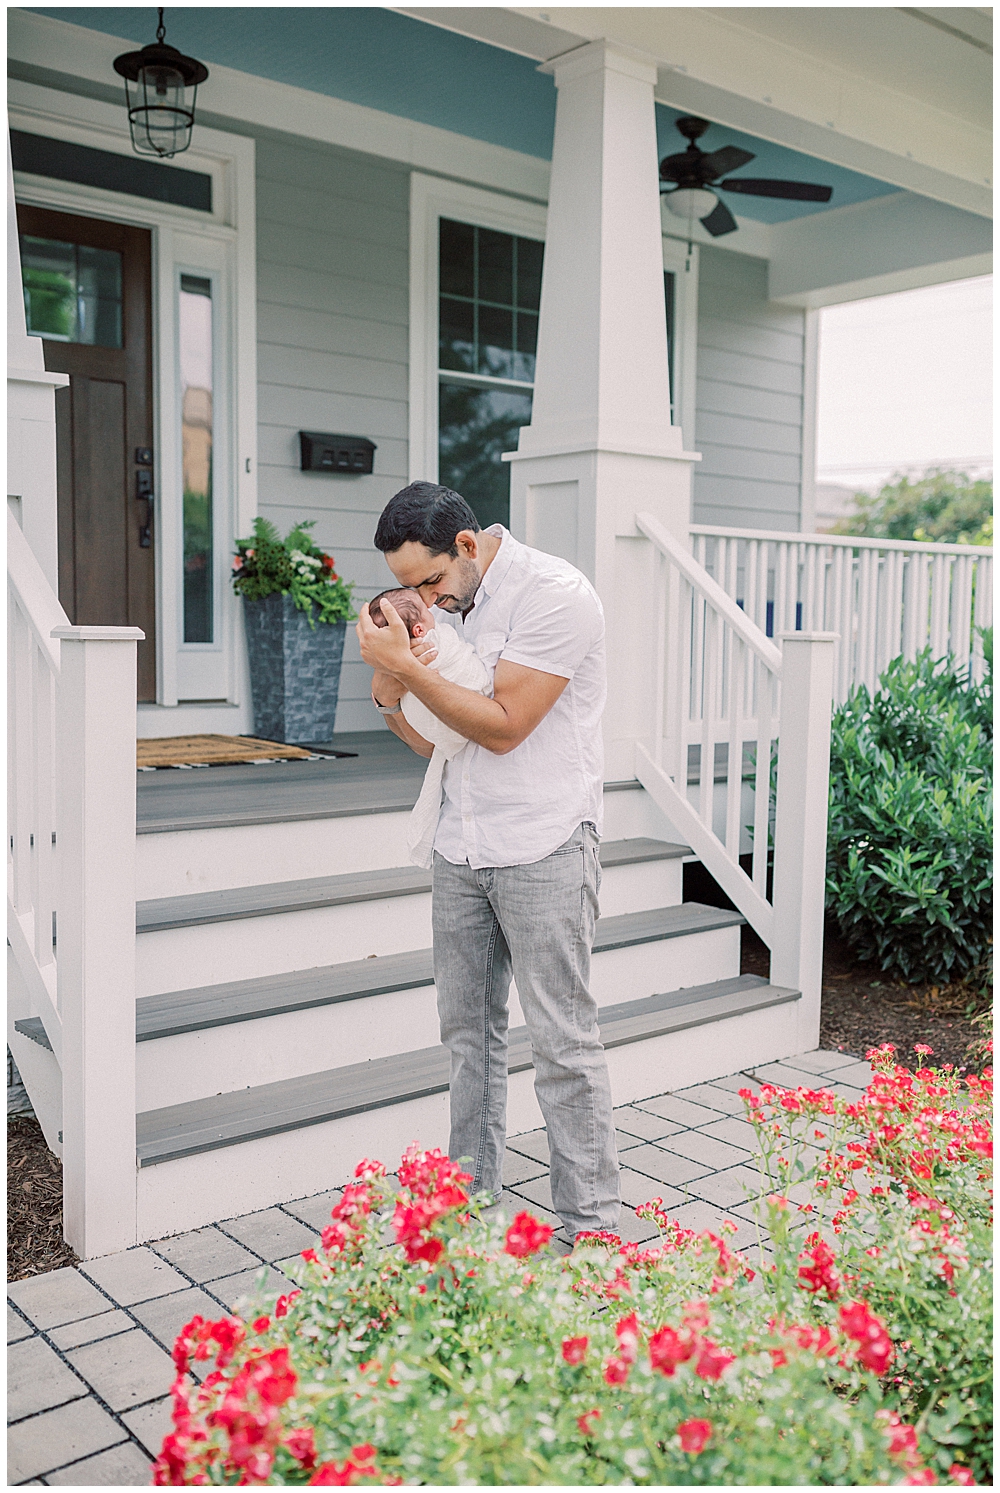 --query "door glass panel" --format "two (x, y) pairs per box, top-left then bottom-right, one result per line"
(438, 381), (533, 531)
(20, 235), (123, 347)
(180, 274), (214, 644)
